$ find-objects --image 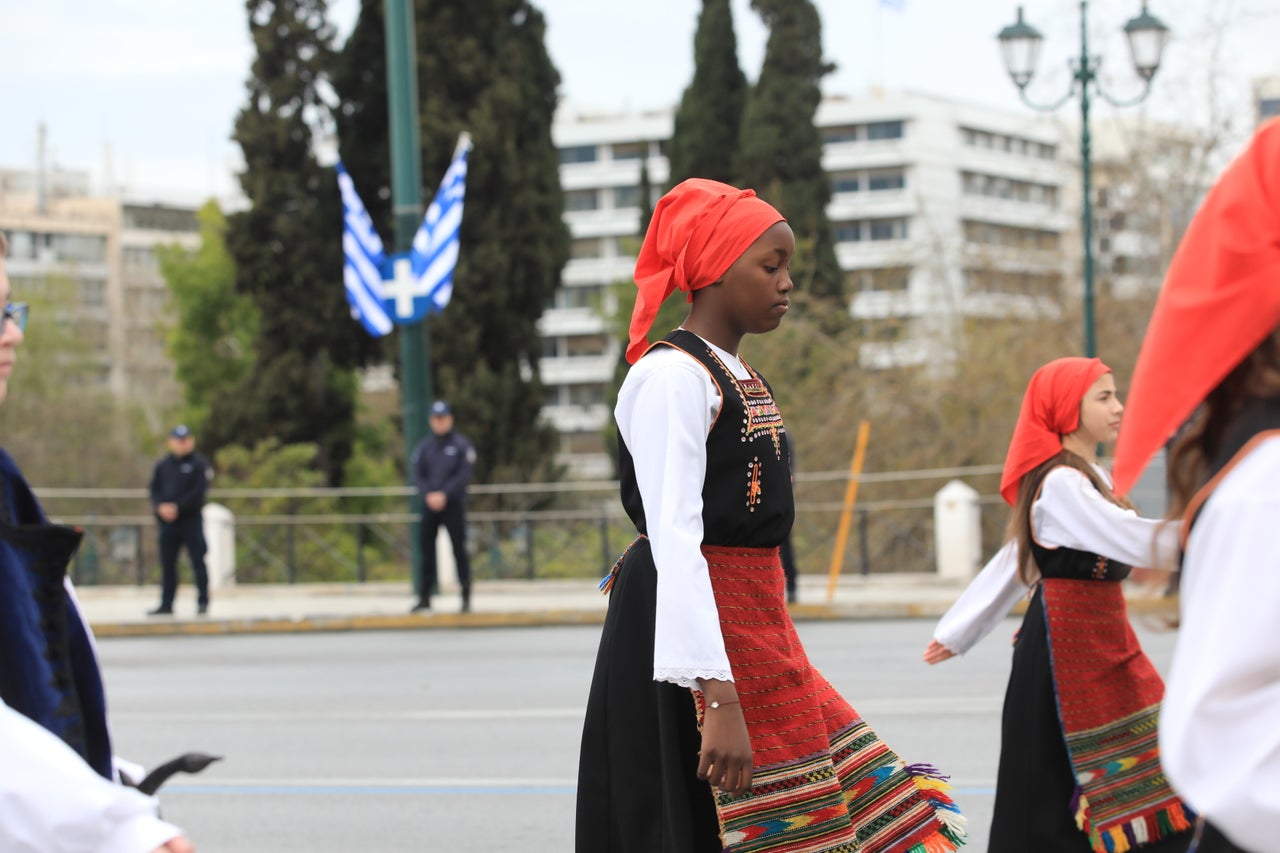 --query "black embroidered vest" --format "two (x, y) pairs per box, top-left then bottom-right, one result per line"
(619, 330), (794, 548)
(1028, 465), (1132, 582)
